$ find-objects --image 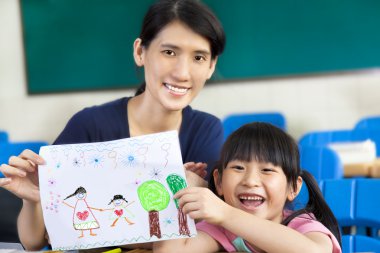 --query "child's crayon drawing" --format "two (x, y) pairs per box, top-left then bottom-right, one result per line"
(39, 131), (196, 250)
